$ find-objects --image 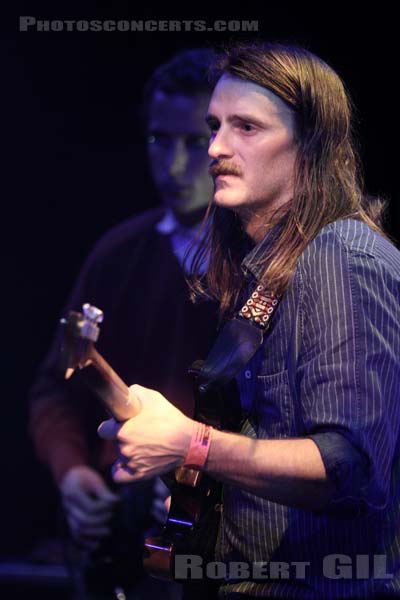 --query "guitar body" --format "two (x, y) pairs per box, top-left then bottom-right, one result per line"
(143, 365), (242, 582)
